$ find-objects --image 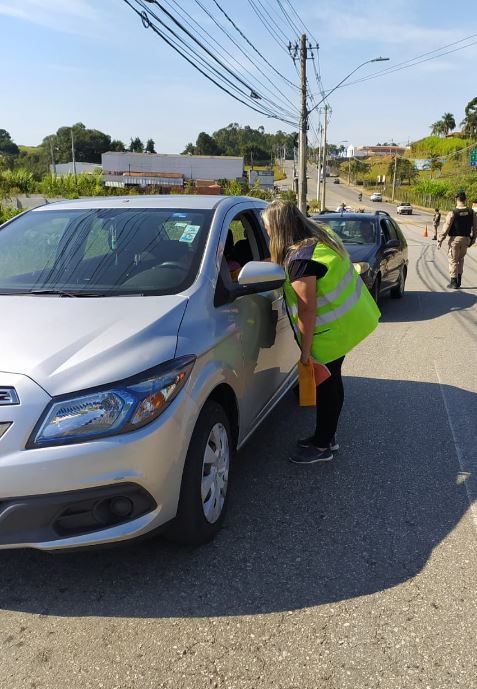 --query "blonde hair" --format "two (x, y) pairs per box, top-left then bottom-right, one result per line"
(262, 200), (346, 267)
